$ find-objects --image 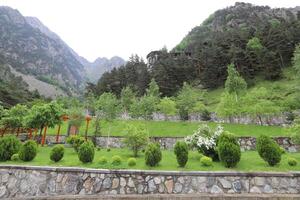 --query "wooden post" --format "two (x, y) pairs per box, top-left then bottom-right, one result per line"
(56, 125), (61, 143)
(85, 115), (92, 141)
(34, 128), (38, 139)
(41, 126), (48, 146)
(16, 127), (20, 137)
(28, 128), (33, 139)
